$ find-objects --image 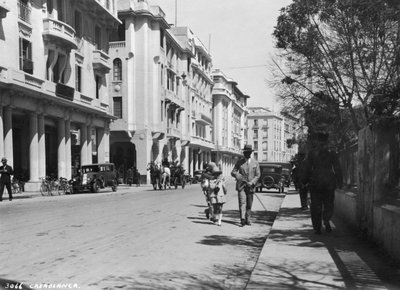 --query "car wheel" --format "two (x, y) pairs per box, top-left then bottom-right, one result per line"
(92, 181), (100, 193)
